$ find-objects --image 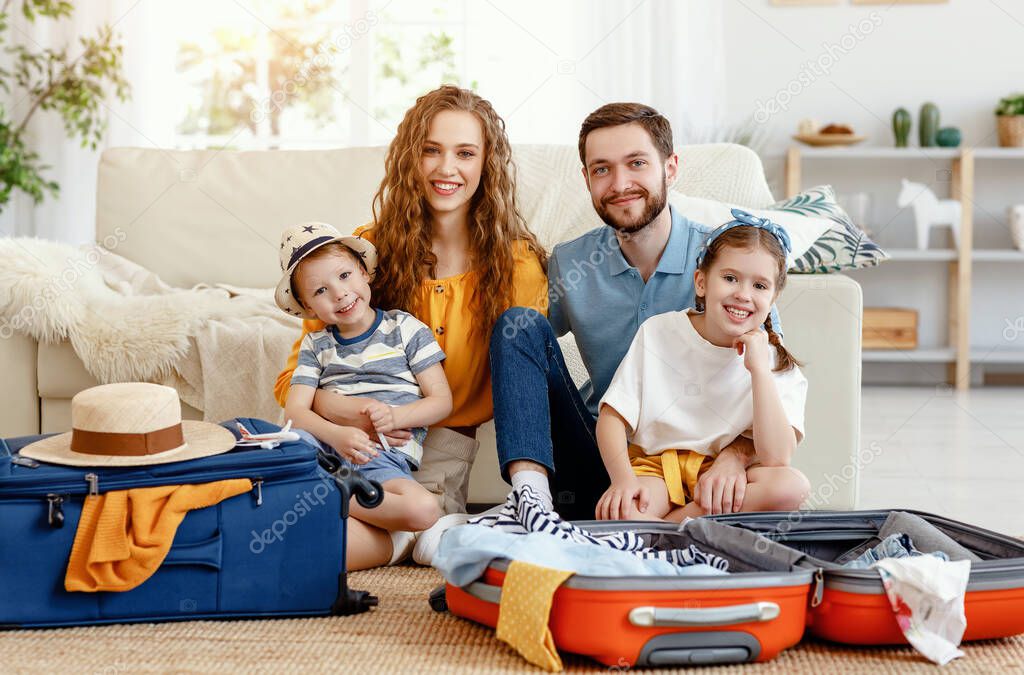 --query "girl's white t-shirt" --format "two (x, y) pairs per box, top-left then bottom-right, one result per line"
(599, 308), (807, 458)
